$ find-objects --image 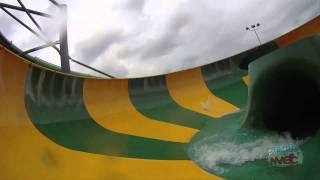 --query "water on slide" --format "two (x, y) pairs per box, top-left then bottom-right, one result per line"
(0, 16), (319, 180)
